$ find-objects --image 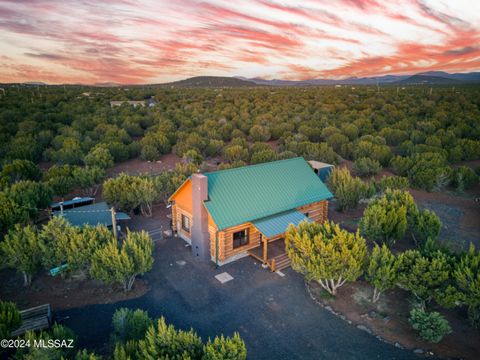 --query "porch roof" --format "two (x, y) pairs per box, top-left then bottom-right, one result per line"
(252, 209), (311, 238)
